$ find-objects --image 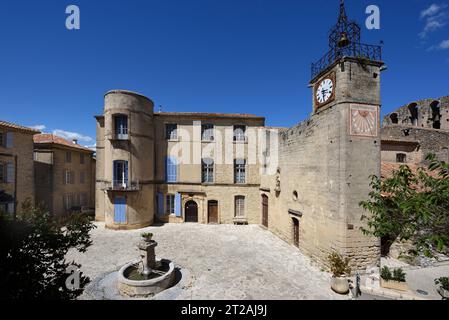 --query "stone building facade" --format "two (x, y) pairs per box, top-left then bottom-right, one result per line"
(381, 95), (449, 166)
(95, 2), (384, 271)
(34, 134), (96, 216)
(0, 121), (40, 215)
